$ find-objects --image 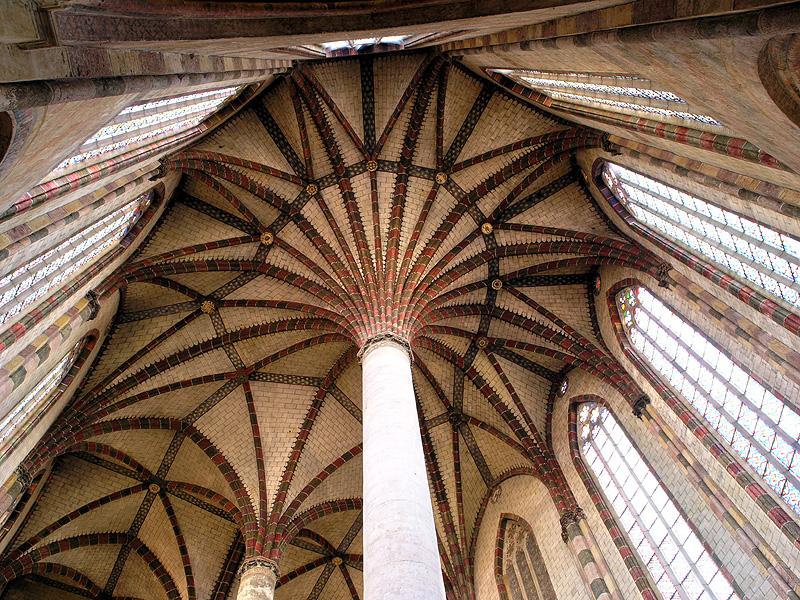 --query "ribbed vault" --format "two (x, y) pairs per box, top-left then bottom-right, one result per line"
(1, 53), (665, 600)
